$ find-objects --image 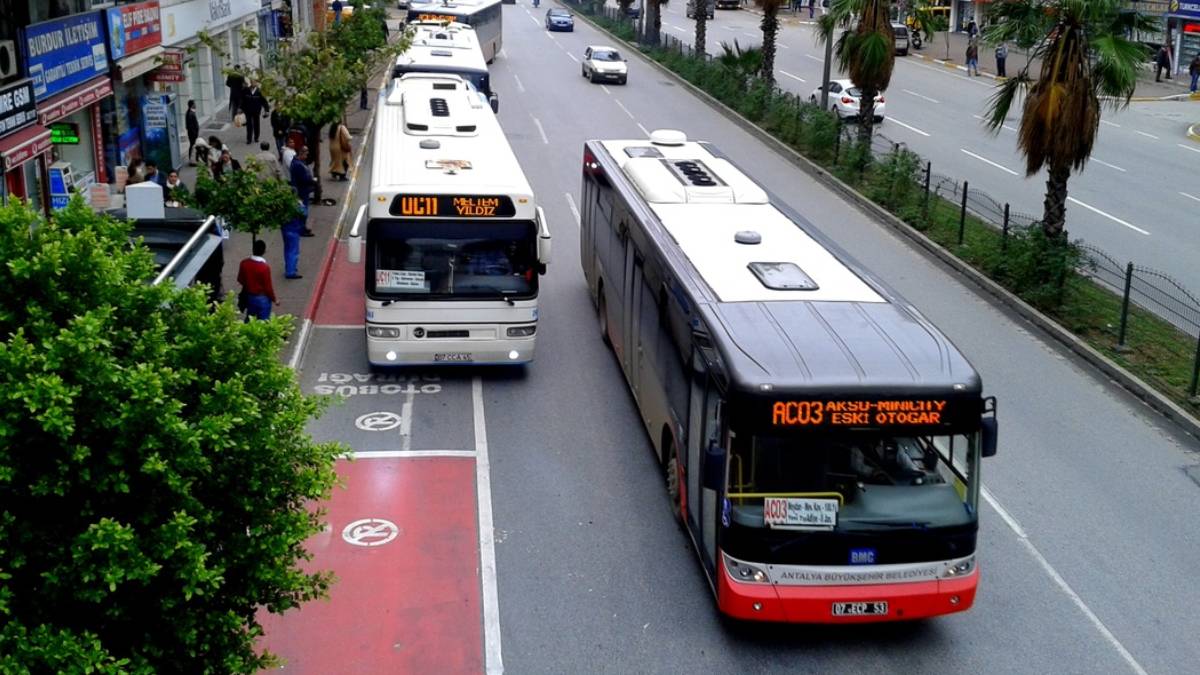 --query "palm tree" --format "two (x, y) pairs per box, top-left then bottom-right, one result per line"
(647, 0), (669, 45)
(983, 0), (1154, 238)
(818, 0), (896, 143)
(754, 0), (786, 85)
(694, 0), (708, 56)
